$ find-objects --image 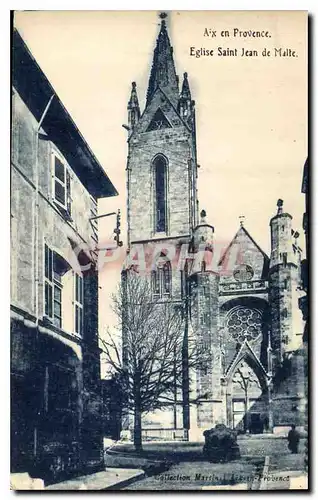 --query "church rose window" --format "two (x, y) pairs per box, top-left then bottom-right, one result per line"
(233, 264), (254, 282)
(226, 307), (262, 343)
